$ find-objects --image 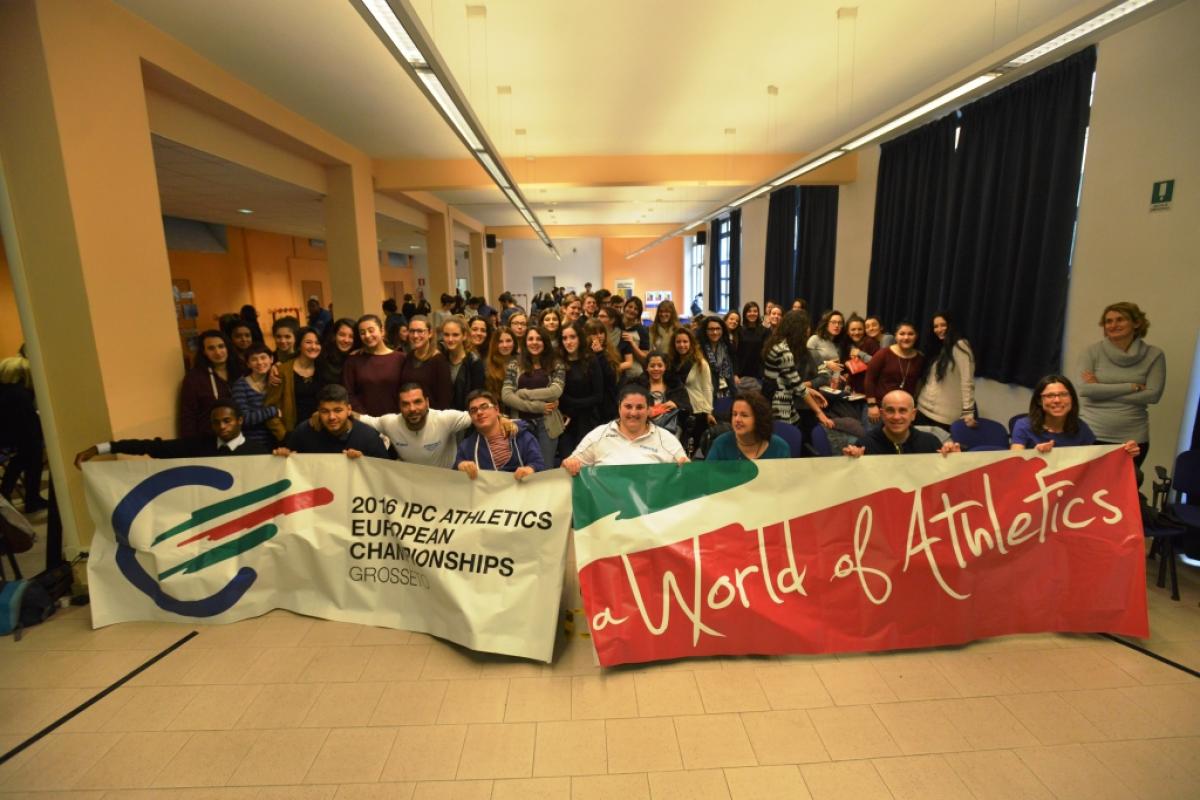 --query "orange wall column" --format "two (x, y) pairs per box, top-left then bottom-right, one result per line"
(324, 163), (380, 320)
(468, 232), (488, 301)
(0, 0), (184, 549)
(487, 242), (505, 304)
(425, 211), (455, 305)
